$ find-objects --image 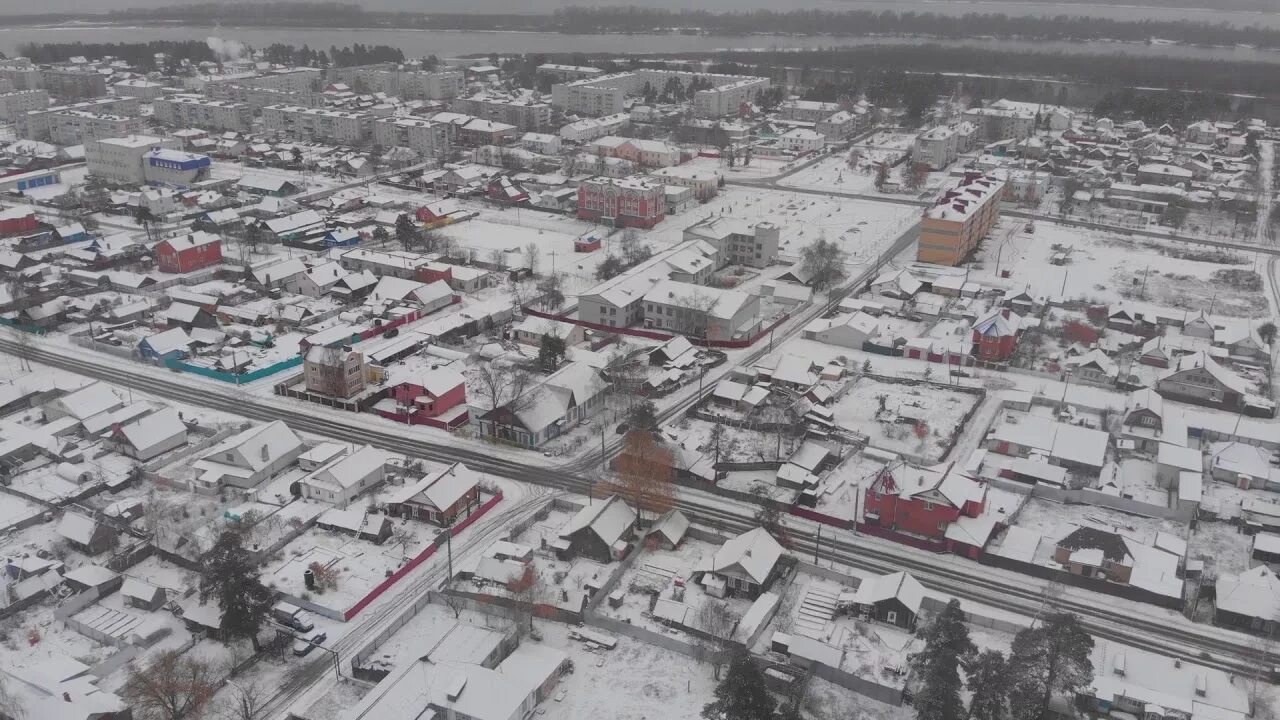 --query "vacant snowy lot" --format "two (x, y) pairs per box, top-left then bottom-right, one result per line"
(831, 378), (981, 463)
